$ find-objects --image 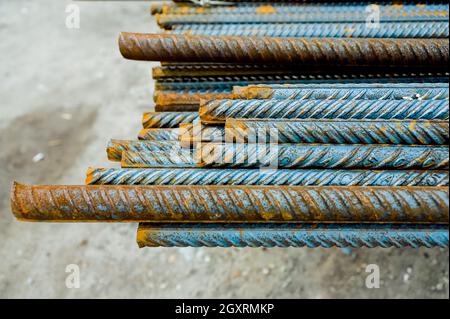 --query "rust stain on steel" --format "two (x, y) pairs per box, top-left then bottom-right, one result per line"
(121, 150), (197, 168)
(154, 91), (239, 112)
(199, 99), (449, 124)
(107, 139), (183, 162)
(225, 119), (449, 145)
(199, 143), (449, 169)
(142, 112), (198, 128)
(179, 123), (225, 147)
(118, 33), (449, 66)
(10, 182), (449, 223)
(137, 128), (179, 141)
